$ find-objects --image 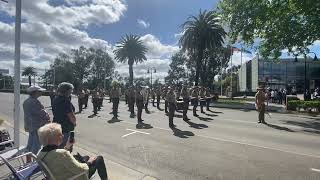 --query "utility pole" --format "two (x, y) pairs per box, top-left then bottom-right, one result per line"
(13, 0), (22, 148)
